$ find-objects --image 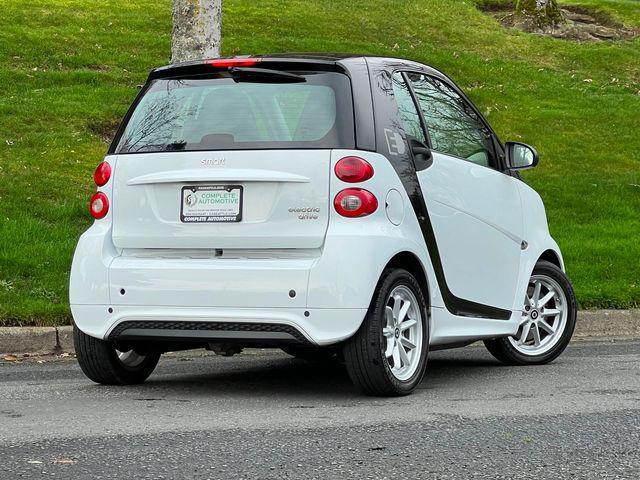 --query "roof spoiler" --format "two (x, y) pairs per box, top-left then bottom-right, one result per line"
(147, 55), (351, 81)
